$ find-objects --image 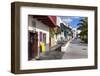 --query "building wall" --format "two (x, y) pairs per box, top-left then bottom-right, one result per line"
(28, 16), (50, 56)
(48, 16), (57, 47)
(56, 17), (62, 27)
(56, 17), (73, 41)
(56, 17), (67, 41)
(50, 34), (57, 47)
